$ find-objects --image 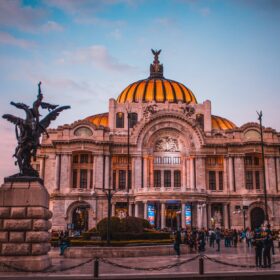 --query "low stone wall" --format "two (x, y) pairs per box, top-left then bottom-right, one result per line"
(65, 244), (189, 258)
(0, 179), (52, 271)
